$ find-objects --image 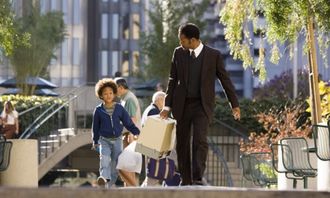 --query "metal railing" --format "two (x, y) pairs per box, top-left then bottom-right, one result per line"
(206, 136), (233, 186)
(19, 96), (74, 139)
(38, 128), (76, 164)
(204, 118), (248, 186)
(19, 86), (84, 139)
(18, 86), (86, 164)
